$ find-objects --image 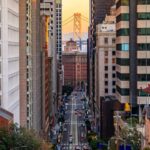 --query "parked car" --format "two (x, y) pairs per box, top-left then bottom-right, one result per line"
(69, 134), (73, 143)
(75, 146), (81, 150)
(83, 145), (90, 150)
